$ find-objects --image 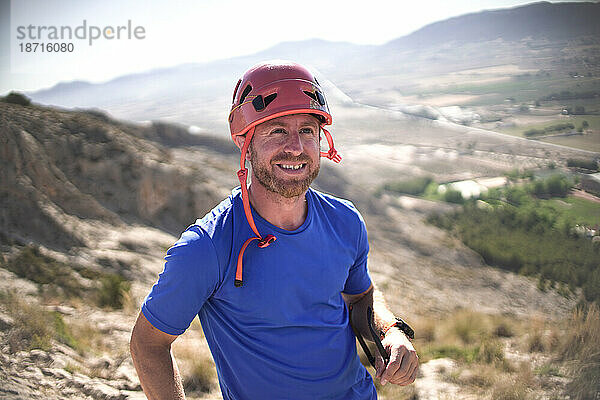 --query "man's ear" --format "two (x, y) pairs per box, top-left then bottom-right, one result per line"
(234, 135), (252, 161)
(233, 134), (245, 149)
